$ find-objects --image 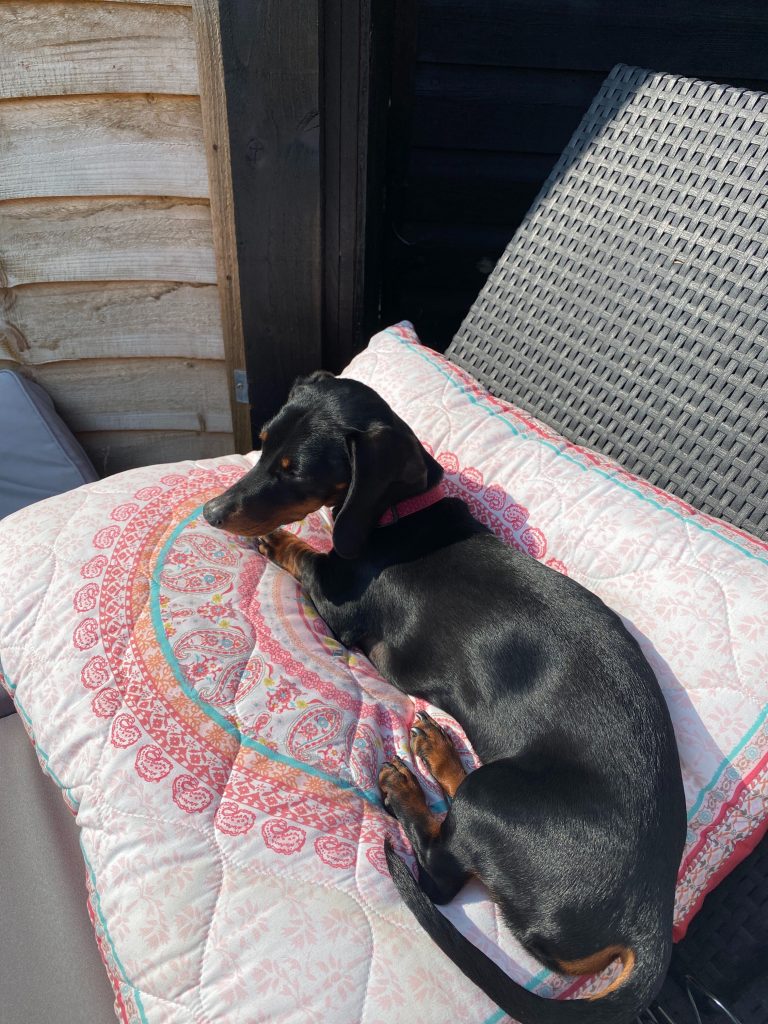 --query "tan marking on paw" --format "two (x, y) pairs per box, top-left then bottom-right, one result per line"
(378, 756), (440, 839)
(257, 529), (314, 578)
(410, 711), (467, 799)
